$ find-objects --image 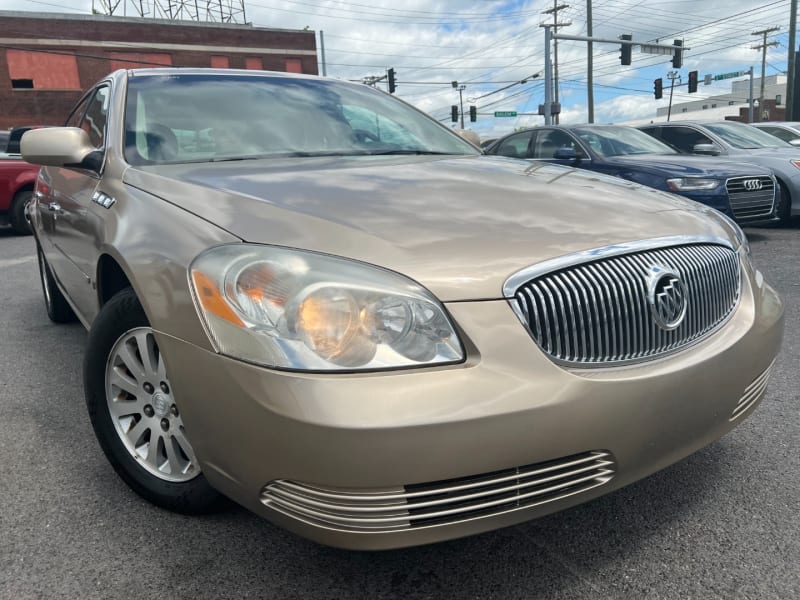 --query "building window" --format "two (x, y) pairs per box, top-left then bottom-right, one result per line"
(6, 49), (81, 90)
(682, 108), (688, 113)
(245, 57), (263, 70)
(285, 58), (303, 73)
(729, 101), (735, 105)
(210, 56), (229, 68)
(711, 104), (717, 108)
(109, 52), (172, 71)
(702, 105), (708, 109)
